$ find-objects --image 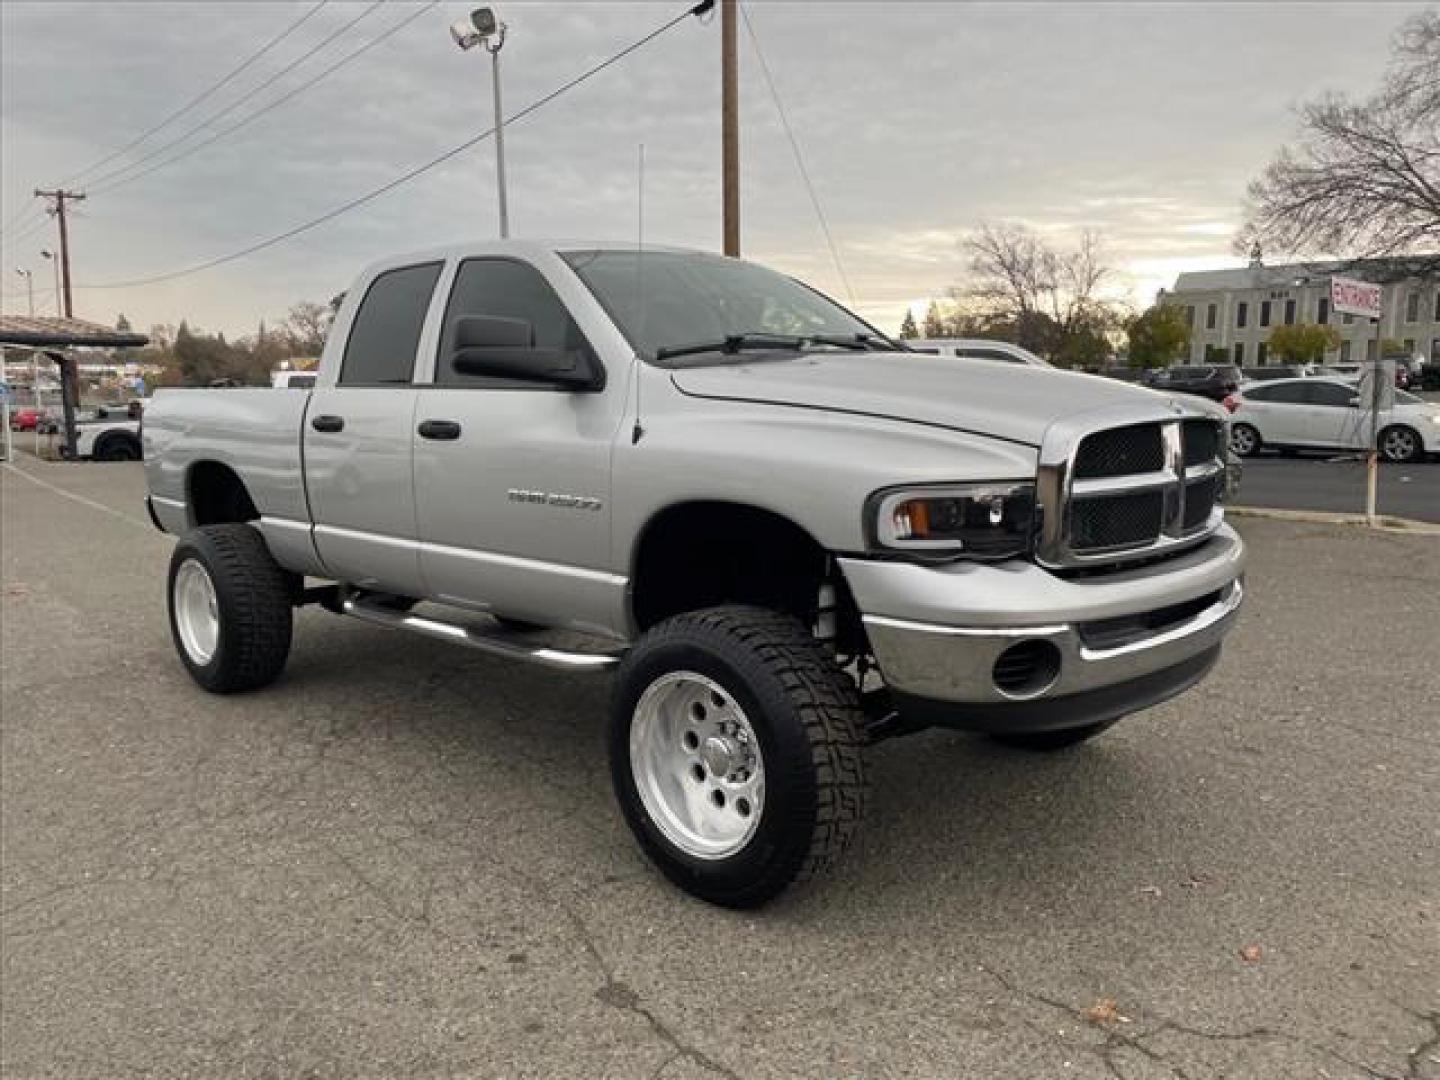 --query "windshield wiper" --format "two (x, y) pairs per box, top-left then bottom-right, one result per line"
(655, 333), (806, 361)
(804, 333), (888, 351)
